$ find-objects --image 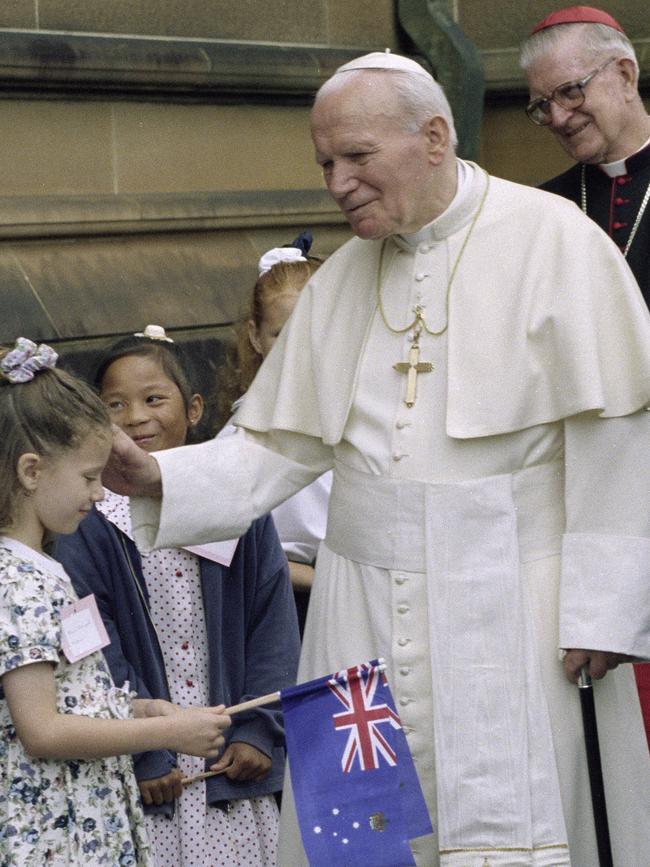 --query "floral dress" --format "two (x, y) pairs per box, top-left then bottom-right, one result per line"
(0, 537), (152, 866)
